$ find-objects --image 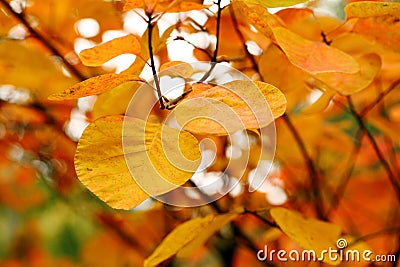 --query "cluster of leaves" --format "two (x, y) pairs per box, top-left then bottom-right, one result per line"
(1, 0), (400, 266)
